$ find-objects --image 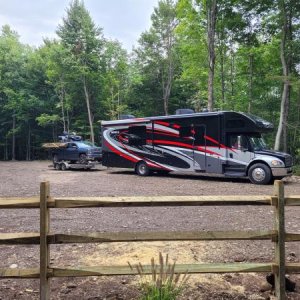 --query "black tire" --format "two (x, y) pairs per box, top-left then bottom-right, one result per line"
(54, 163), (61, 170)
(79, 154), (87, 164)
(53, 154), (59, 164)
(248, 163), (272, 185)
(135, 161), (150, 176)
(61, 163), (67, 171)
